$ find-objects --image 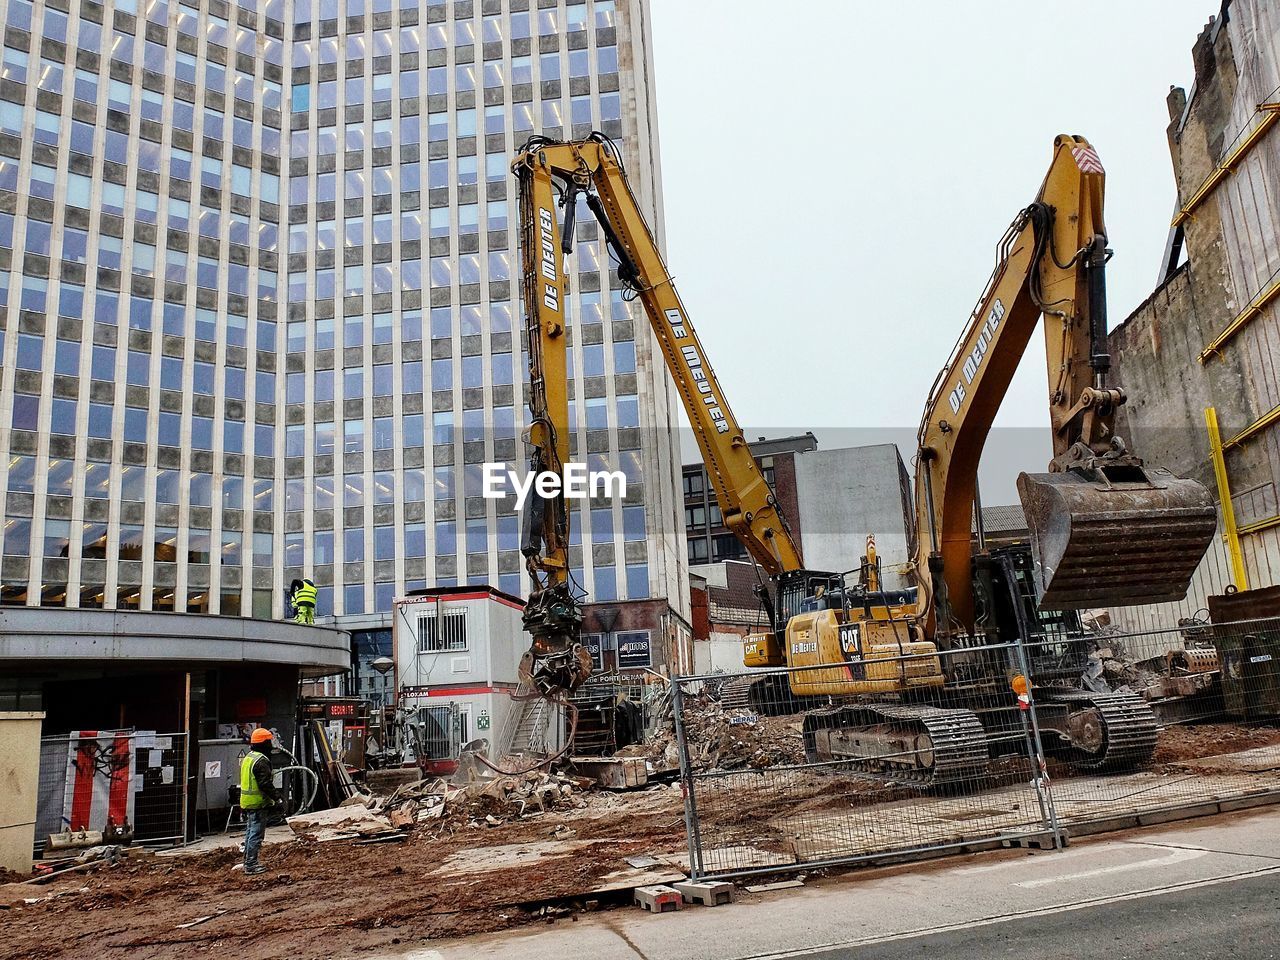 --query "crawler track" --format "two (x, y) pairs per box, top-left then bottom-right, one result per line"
(1047, 689), (1160, 772)
(803, 703), (990, 787)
